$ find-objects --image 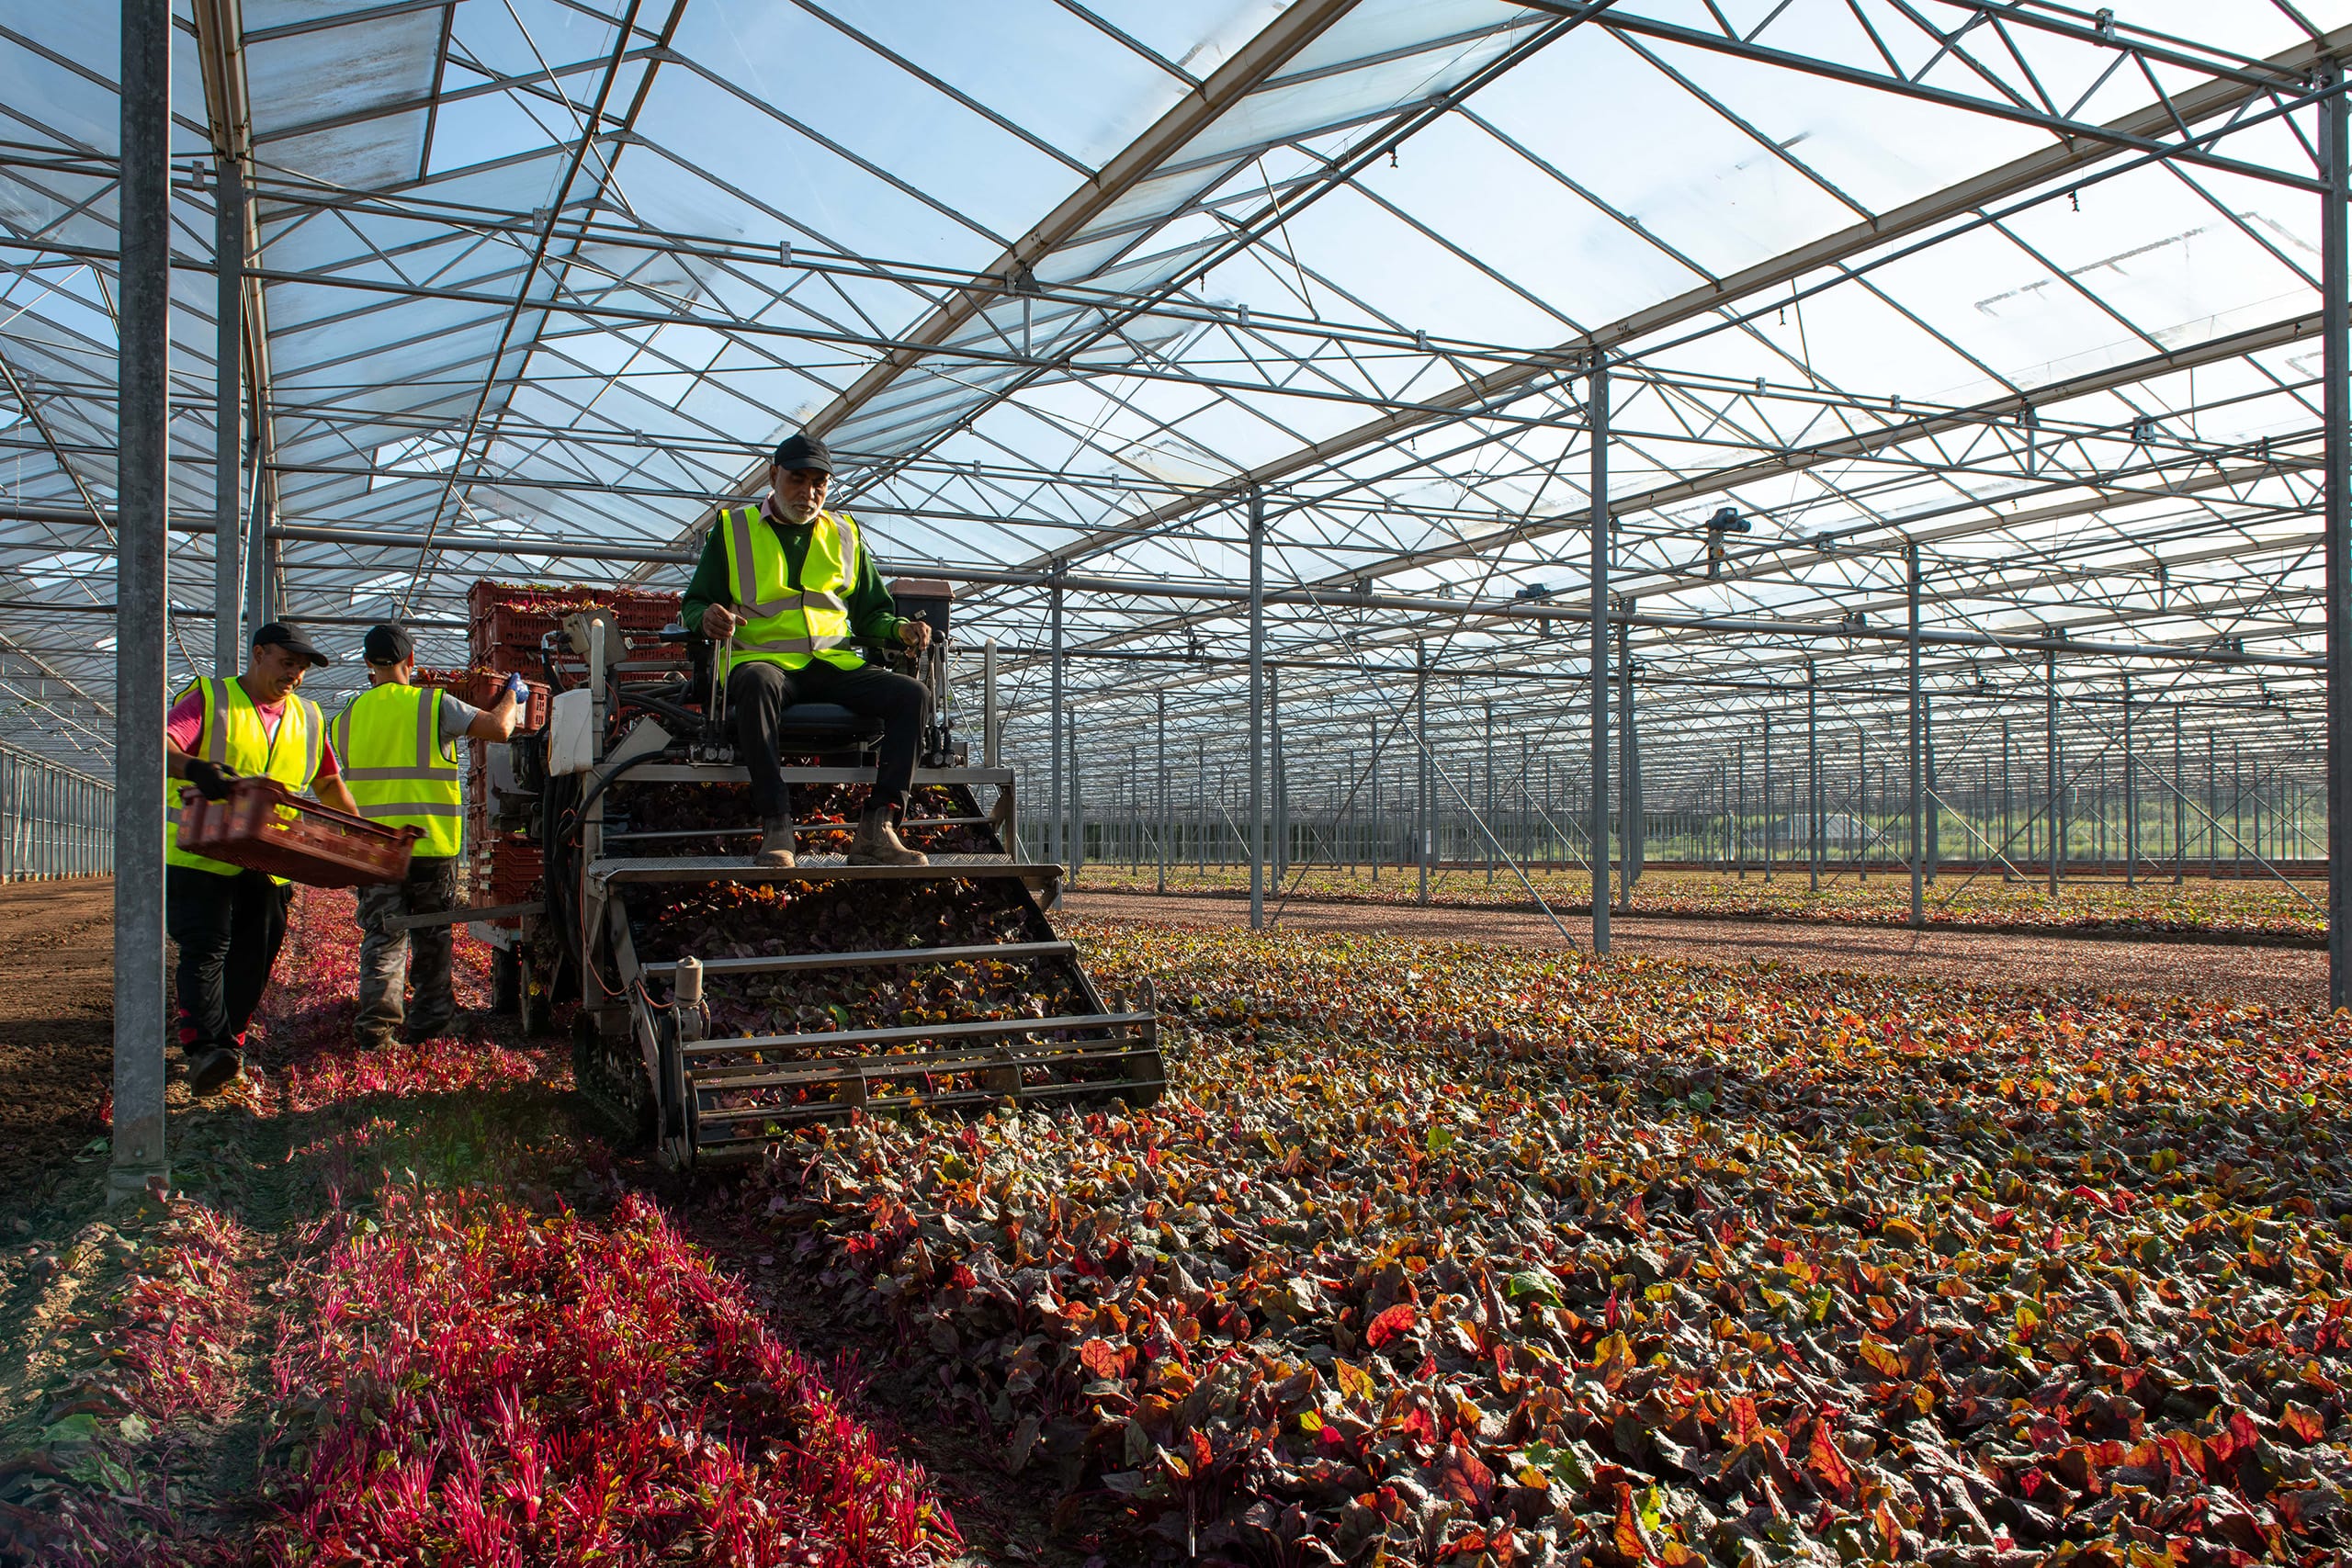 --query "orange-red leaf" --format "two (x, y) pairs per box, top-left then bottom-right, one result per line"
(1807, 1416), (1857, 1503)
(1365, 1303), (1419, 1349)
